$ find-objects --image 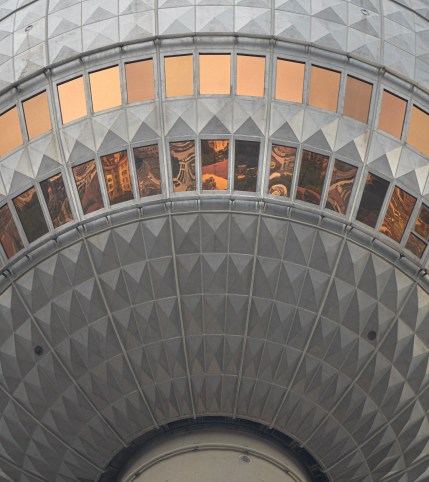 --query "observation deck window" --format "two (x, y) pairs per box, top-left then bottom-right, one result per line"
(199, 54), (231, 95)
(236, 55), (265, 97)
(133, 145), (162, 197)
(308, 66), (340, 112)
(165, 55), (194, 98)
(170, 140), (196, 192)
(0, 107), (22, 157)
(407, 105), (429, 157)
(381, 186), (416, 242)
(89, 66), (122, 113)
(356, 172), (389, 228)
(57, 76), (87, 124)
(0, 204), (23, 258)
(13, 187), (48, 243)
(268, 144), (297, 197)
(296, 150), (329, 205)
(23, 91), (52, 140)
(201, 139), (229, 190)
(72, 160), (104, 214)
(125, 59), (155, 103)
(234, 140), (260, 191)
(40, 173), (73, 228)
(325, 159), (357, 214)
(100, 151), (134, 205)
(275, 59), (304, 103)
(343, 76), (372, 124)
(378, 90), (407, 139)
